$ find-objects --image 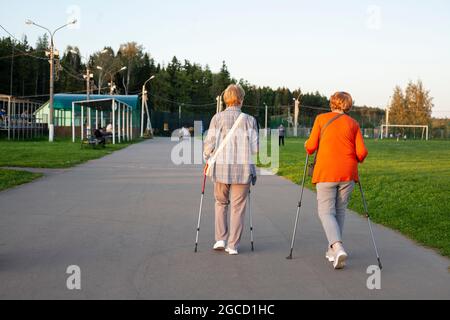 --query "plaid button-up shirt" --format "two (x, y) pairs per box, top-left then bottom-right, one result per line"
(204, 107), (259, 185)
